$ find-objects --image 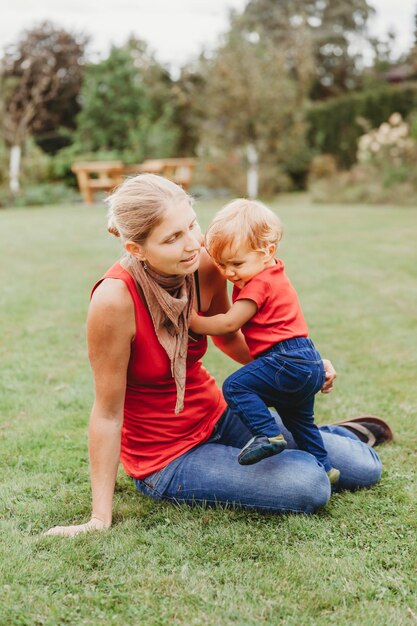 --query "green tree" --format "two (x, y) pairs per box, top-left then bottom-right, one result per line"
(409, 3), (417, 66)
(74, 40), (179, 161)
(170, 66), (206, 156)
(233, 0), (374, 99)
(0, 21), (86, 192)
(414, 3), (417, 49)
(197, 33), (310, 195)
